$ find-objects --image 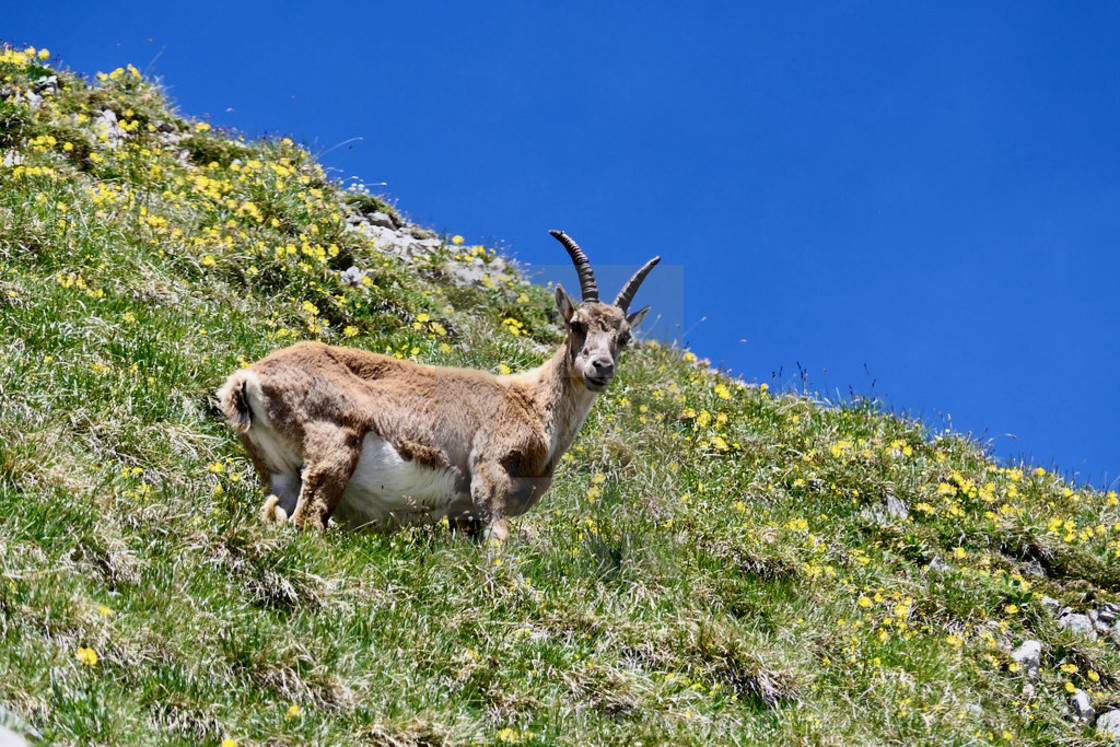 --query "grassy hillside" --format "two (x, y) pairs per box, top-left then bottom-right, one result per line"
(1, 45), (1119, 746)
